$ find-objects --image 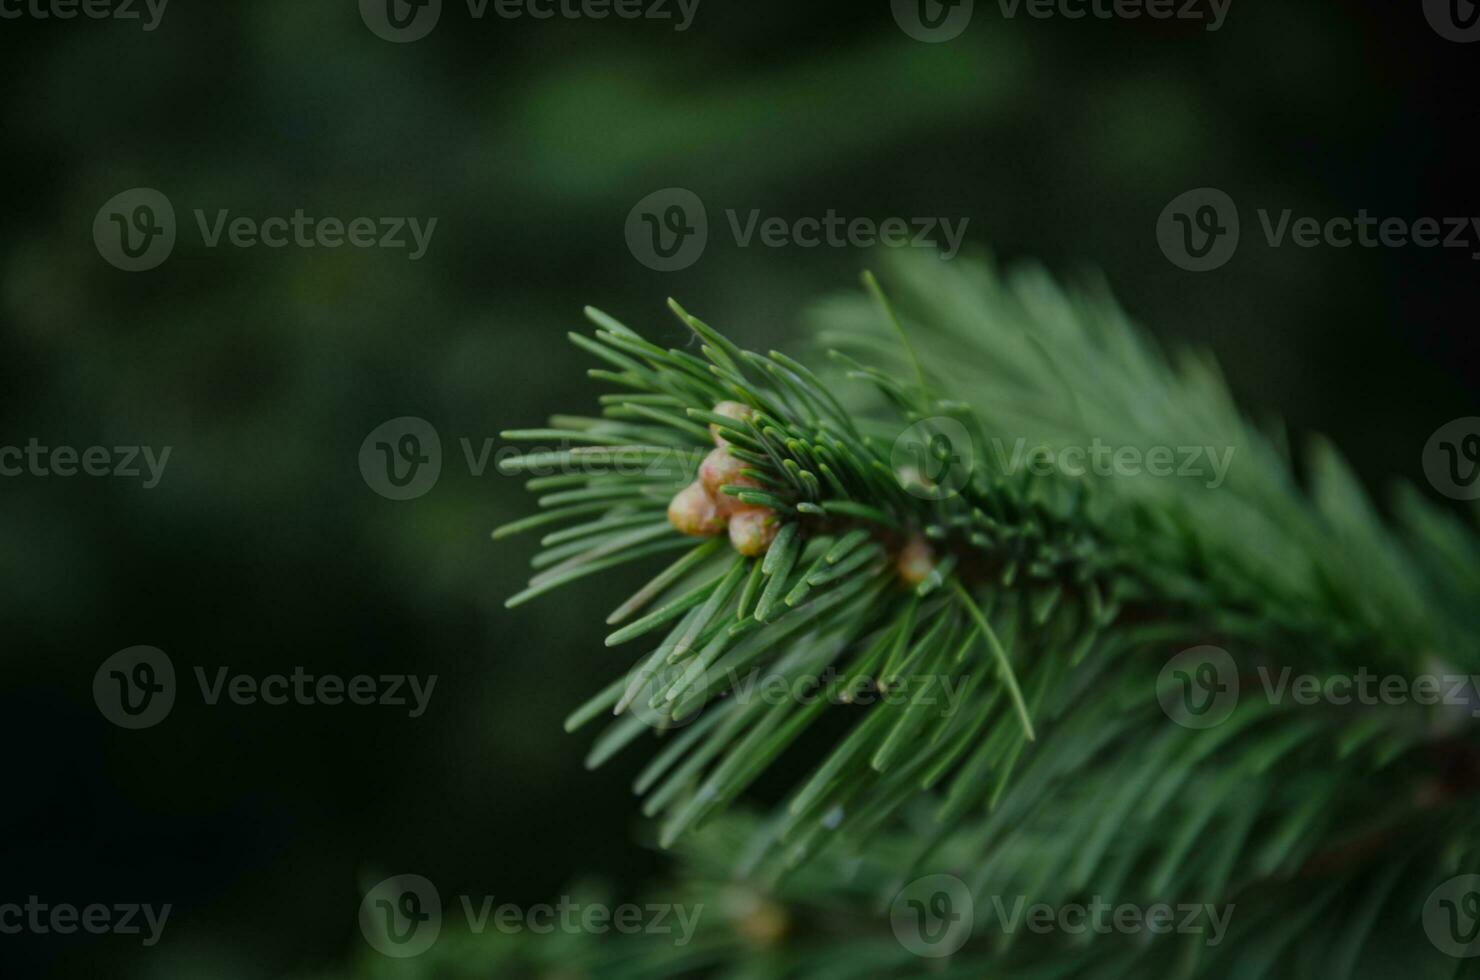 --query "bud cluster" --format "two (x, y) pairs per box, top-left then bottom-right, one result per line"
(667, 401), (779, 557)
